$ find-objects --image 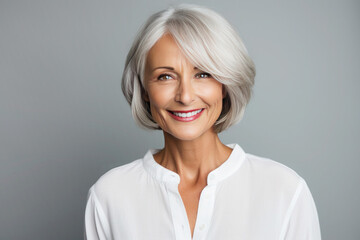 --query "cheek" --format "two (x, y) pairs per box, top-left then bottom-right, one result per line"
(199, 84), (224, 107)
(147, 86), (175, 129)
(147, 86), (174, 113)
